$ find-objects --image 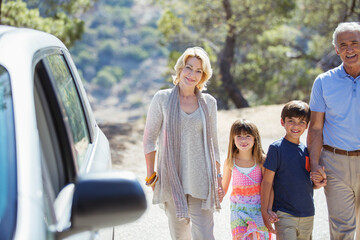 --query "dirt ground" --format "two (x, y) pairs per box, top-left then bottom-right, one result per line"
(97, 104), (330, 239)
